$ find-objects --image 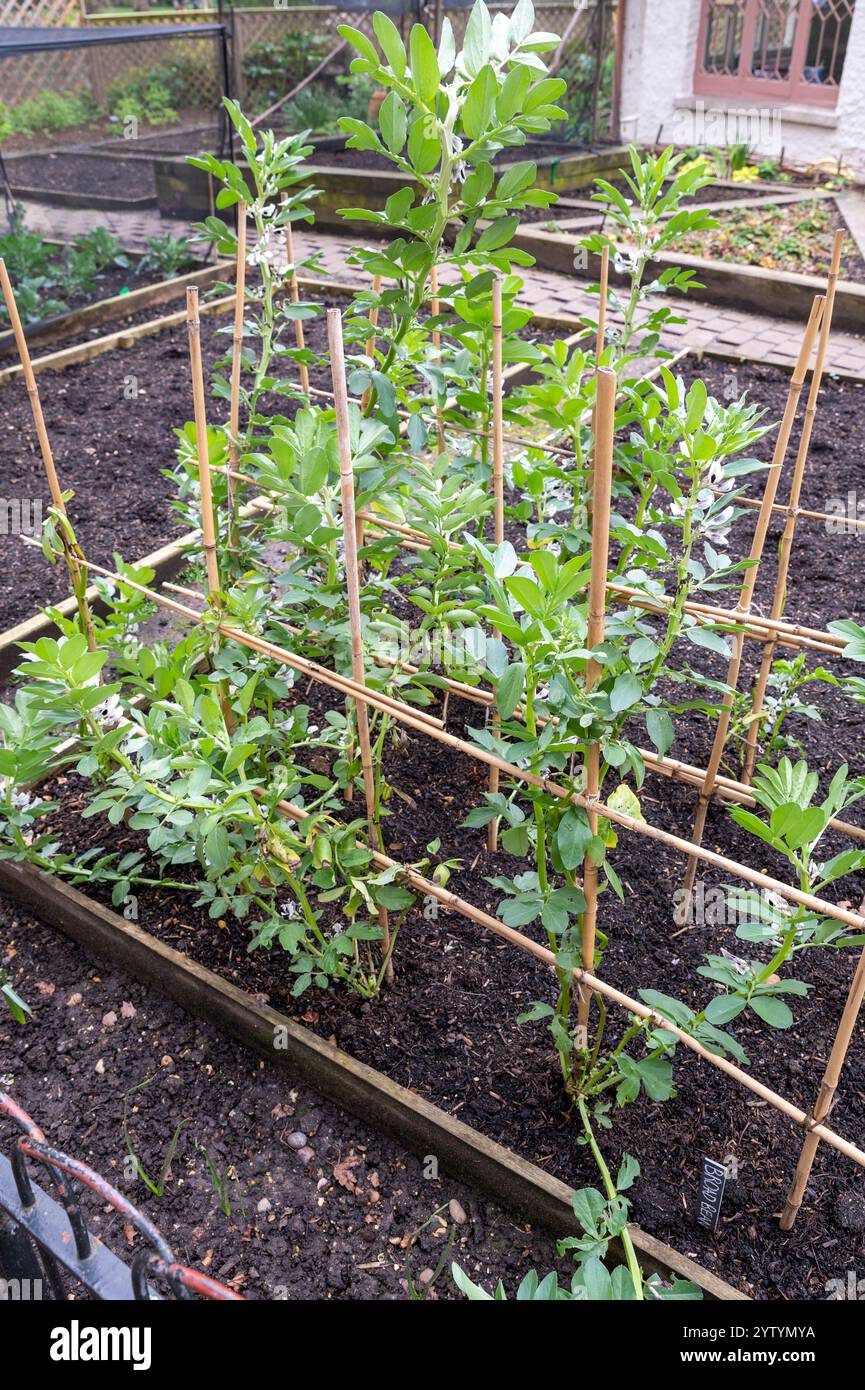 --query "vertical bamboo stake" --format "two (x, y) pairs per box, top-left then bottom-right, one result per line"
(0, 257), (97, 654)
(227, 201), (247, 553)
(681, 295), (825, 897)
(595, 242), (609, 364)
(283, 214), (309, 397)
(430, 264), (446, 454)
(585, 243), (611, 527)
(486, 275), (506, 853)
(328, 307), (392, 979)
(360, 273), (383, 414)
(780, 945), (865, 1229)
(187, 287), (233, 731)
(741, 229), (844, 785)
(577, 367), (616, 1033)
